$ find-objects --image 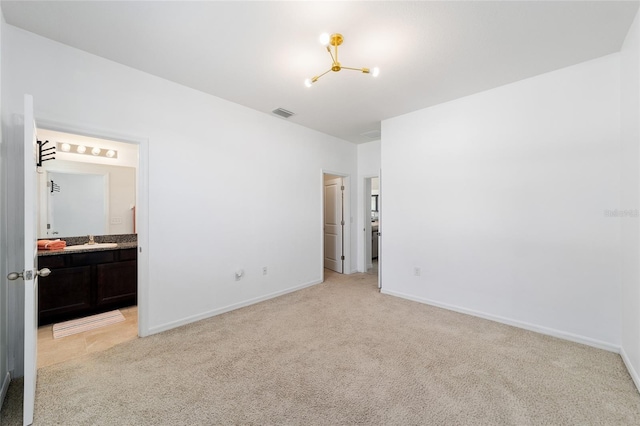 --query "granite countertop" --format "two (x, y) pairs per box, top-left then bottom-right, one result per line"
(37, 234), (138, 257)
